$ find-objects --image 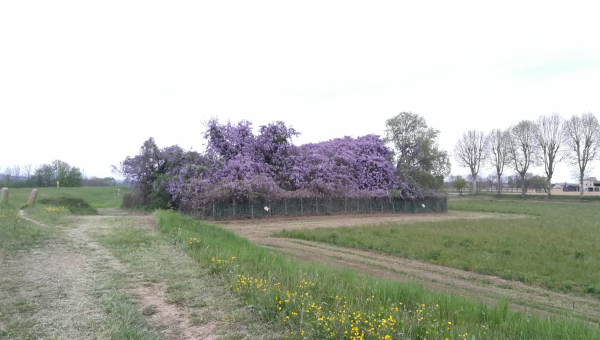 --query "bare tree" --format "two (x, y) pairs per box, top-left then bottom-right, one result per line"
(24, 164), (33, 180)
(564, 112), (600, 197)
(446, 174), (456, 191)
(507, 120), (539, 198)
(454, 130), (487, 194)
(486, 129), (511, 195)
(501, 175), (509, 192)
(4, 166), (12, 185)
(535, 113), (565, 198)
(485, 173), (496, 191)
(13, 165), (21, 183)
